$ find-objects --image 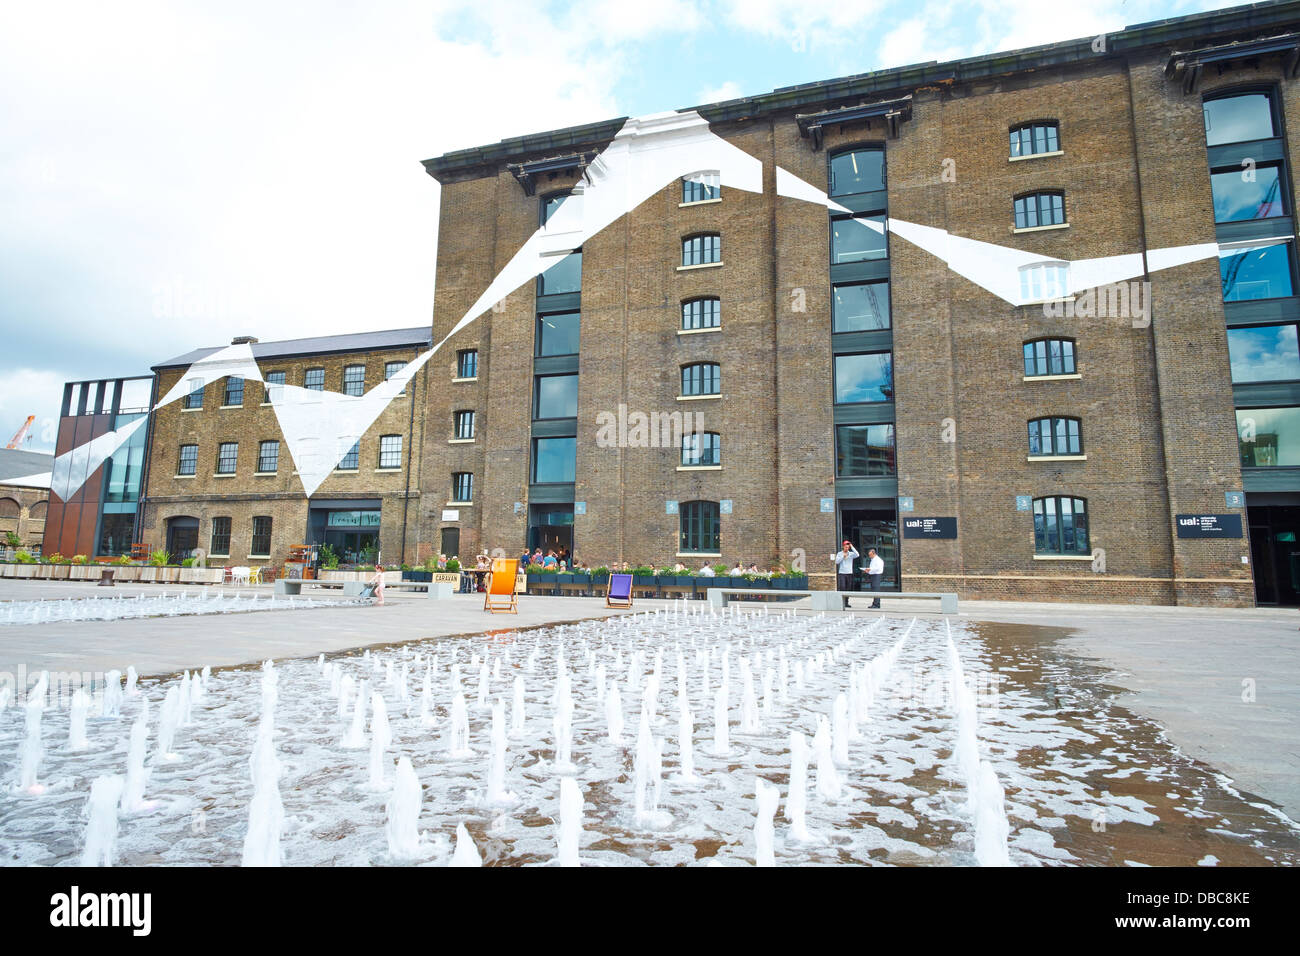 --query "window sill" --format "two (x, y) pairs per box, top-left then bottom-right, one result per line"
(677, 552), (722, 558)
(213, 473), (237, 478)
(209, 554), (230, 560)
(448, 438), (476, 444)
(452, 376), (478, 383)
(181, 407), (203, 412)
(679, 197), (722, 208)
(1023, 373), (1082, 382)
(1032, 554), (1094, 561)
(375, 468), (402, 473)
(677, 465), (722, 471)
(253, 472), (278, 477)
(1009, 150), (1064, 163)
(678, 326), (721, 336)
(1027, 454), (1087, 462)
(219, 404), (244, 410)
(448, 500), (473, 507)
(173, 474), (196, 479)
(1020, 296), (1075, 306)
(1012, 223), (1070, 234)
(335, 468), (359, 474)
(677, 393), (720, 401)
(249, 554), (271, 560)
(677, 261), (723, 272)
(260, 402), (273, 406)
